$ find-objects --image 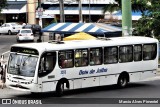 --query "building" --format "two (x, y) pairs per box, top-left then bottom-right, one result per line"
(40, 0), (115, 27)
(0, 0), (115, 26)
(0, 0), (27, 25)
